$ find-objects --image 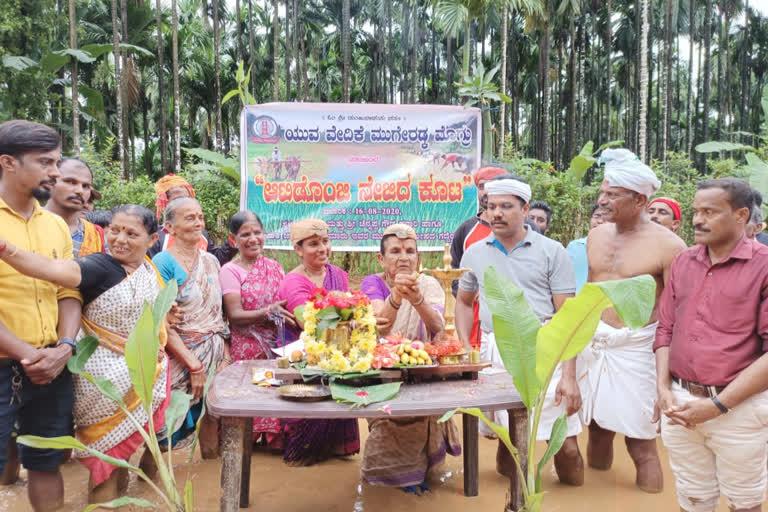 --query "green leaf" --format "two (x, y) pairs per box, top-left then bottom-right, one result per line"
(164, 391), (192, 443)
(78, 84), (105, 118)
(746, 153), (768, 200)
(17, 435), (138, 472)
(448, 408), (519, 460)
(83, 497), (156, 511)
(221, 89), (240, 105)
(294, 305), (307, 322)
(183, 480), (194, 512)
(124, 306), (159, 412)
(484, 267), (541, 409)
(695, 141), (757, 154)
(523, 492), (544, 512)
(2, 56), (38, 71)
(40, 49), (96, 74)
(566, 141), (596, 182)
(339, 308), (353, 321)
(535, 412), (568, 492)
(183, 147), (238, 168)
(330, 382), (401, 408)
(235, 60), (245, 83)
(316, 307), (340, 320)
(67, 335), (99, 374)
(594, 140), (625, 153)
(535, 275), (656, 383)
(80, 43), (154, 59)
(153, 280), (178, 337)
